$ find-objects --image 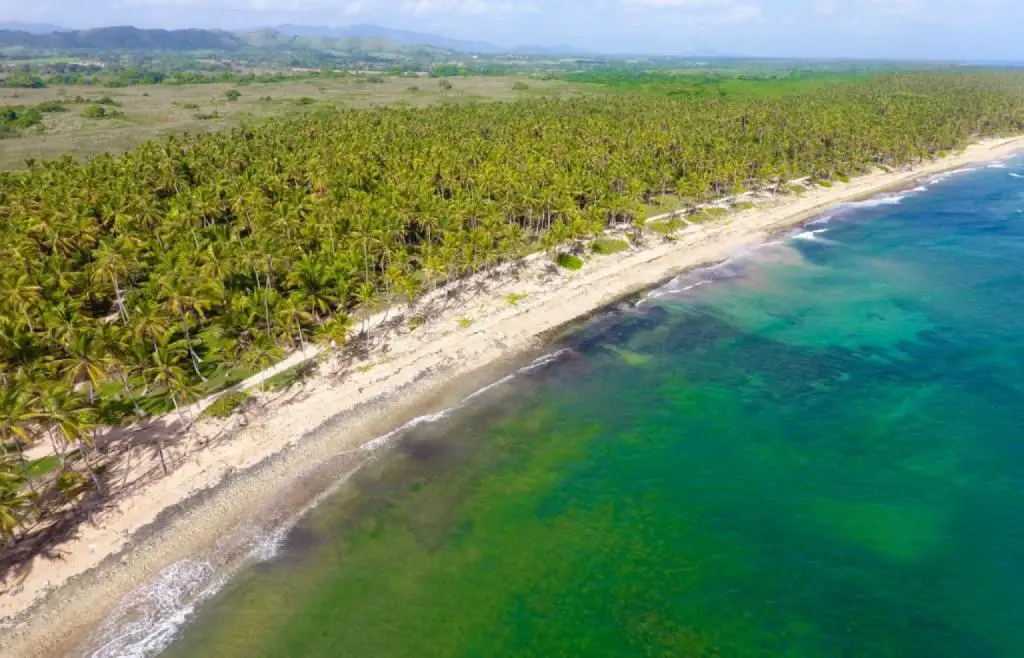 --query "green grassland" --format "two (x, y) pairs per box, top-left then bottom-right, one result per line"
(0, 74), (583, 169)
